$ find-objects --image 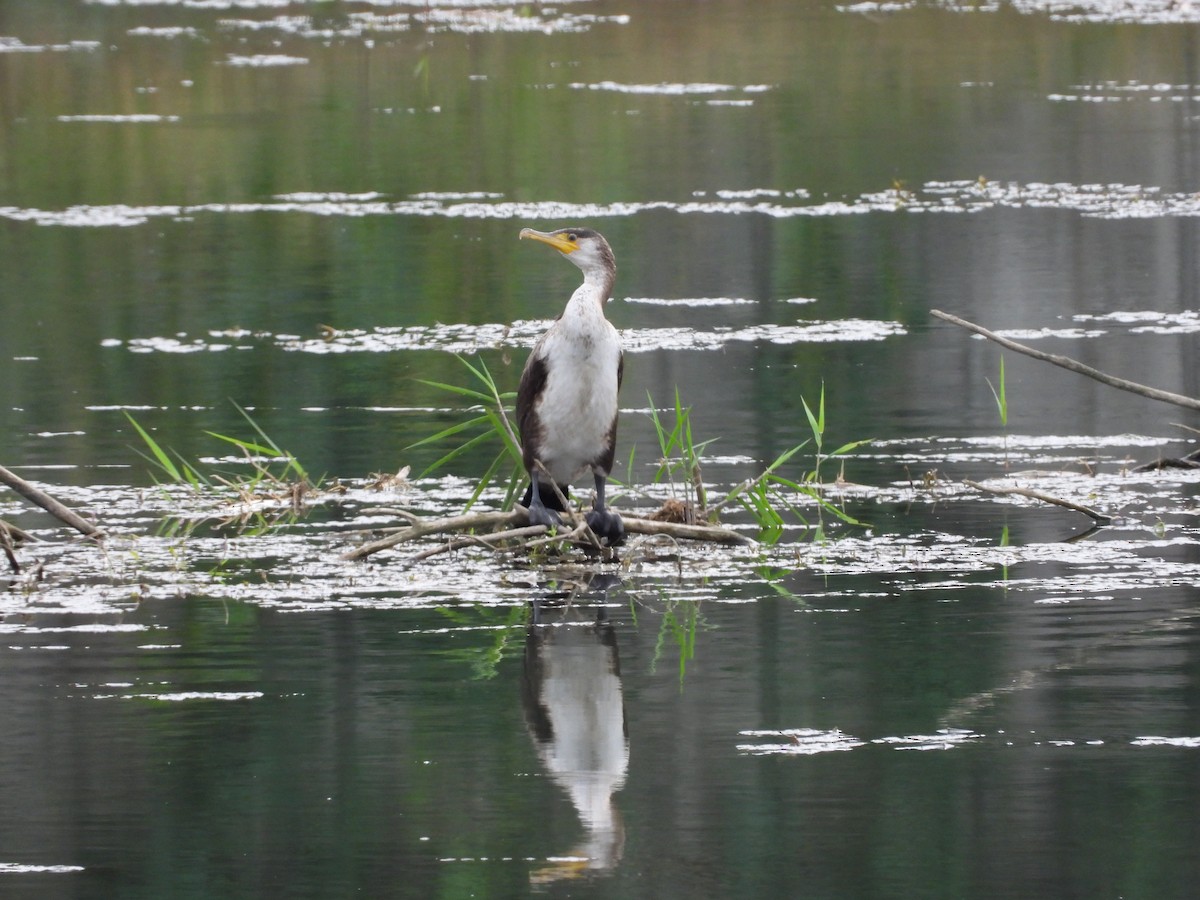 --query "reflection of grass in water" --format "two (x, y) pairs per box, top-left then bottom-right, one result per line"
(986, 356), (1009, 467)
(651, 597), (702, 688)
(434, 603), (530, 680)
